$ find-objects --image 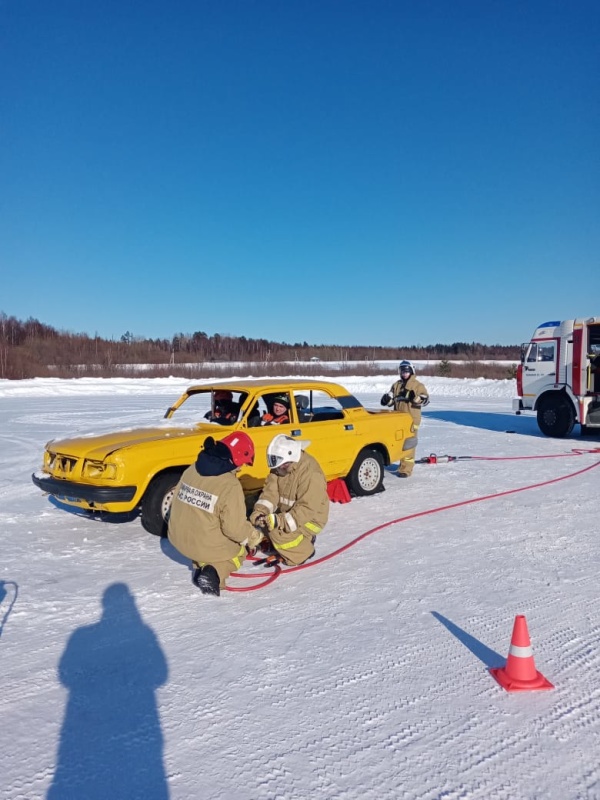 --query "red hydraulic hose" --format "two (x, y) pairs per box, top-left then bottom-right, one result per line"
(226, 563), (282, 592)
(226, 453), (600, 592)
